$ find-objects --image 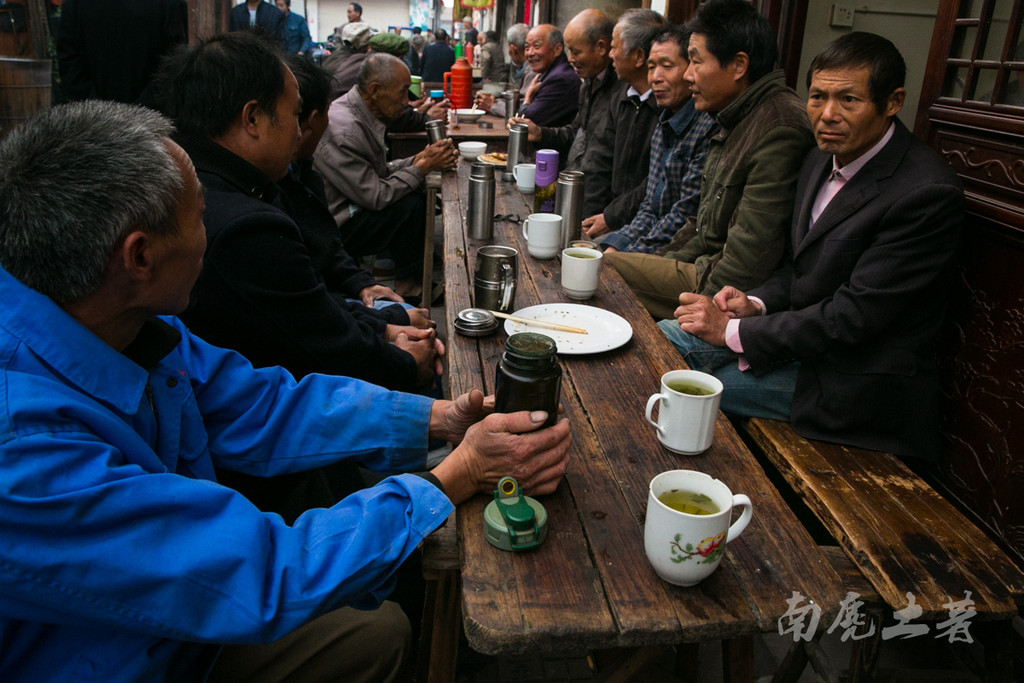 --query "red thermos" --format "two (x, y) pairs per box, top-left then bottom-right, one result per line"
(444, 43), (474, 110)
